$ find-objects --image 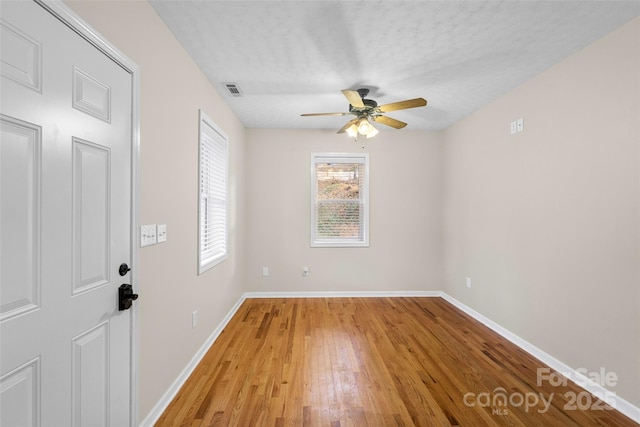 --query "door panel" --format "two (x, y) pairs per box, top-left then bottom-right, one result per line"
(72, 321), (109, 427)
(72, 67), (111, 123)
(72, 137), (110, 294)
(0, 357), (40, 426)
(0, 1), (134, 425)
(0, 116), (41, 321)
(0, 19), (42, 92)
